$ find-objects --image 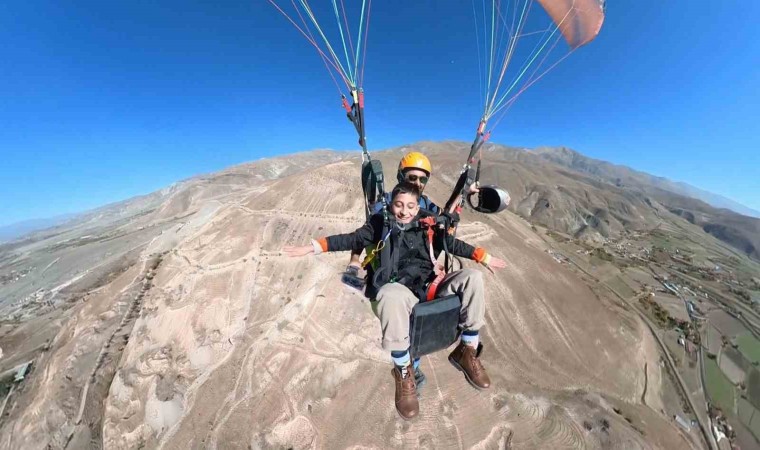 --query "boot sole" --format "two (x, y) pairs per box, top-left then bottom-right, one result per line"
(448, 356), (487, 391)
